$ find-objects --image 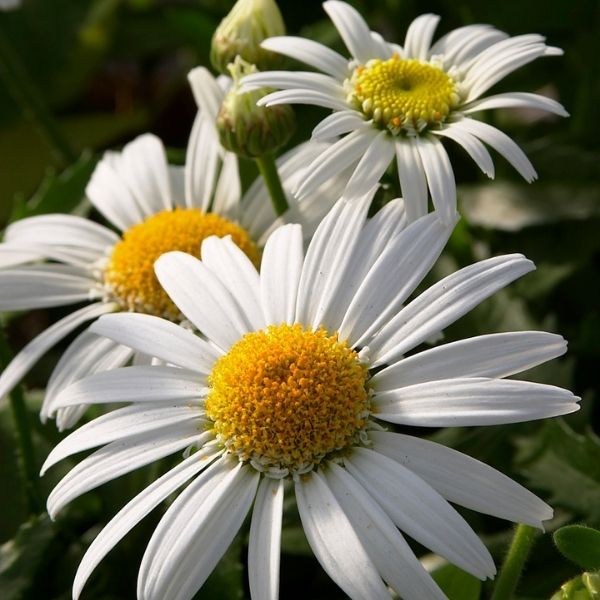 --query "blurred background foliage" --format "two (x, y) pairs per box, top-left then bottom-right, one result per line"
(0, 0), (599, 598)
